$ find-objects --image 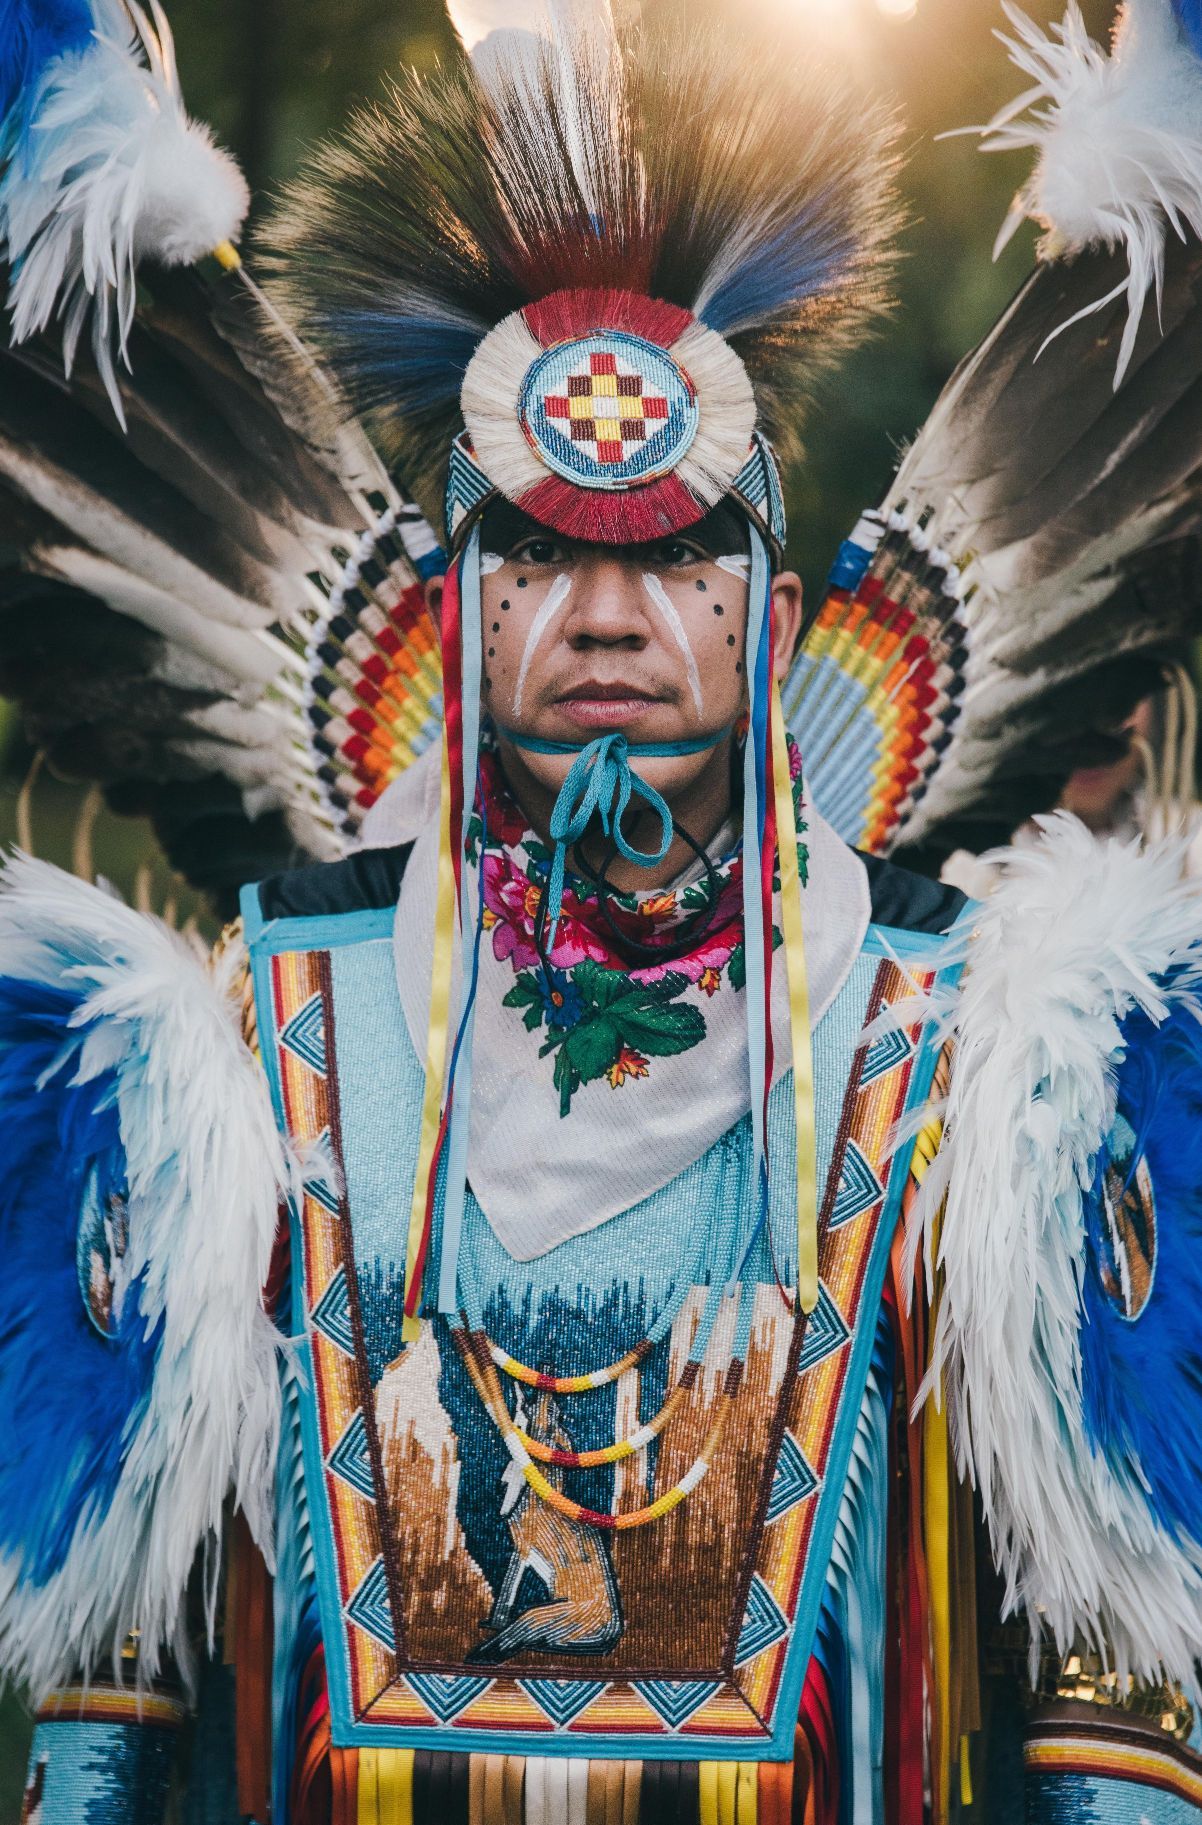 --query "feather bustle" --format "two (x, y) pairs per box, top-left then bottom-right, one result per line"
(0, 859), (290, 1696)
(902, 815), (1202, 1686)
